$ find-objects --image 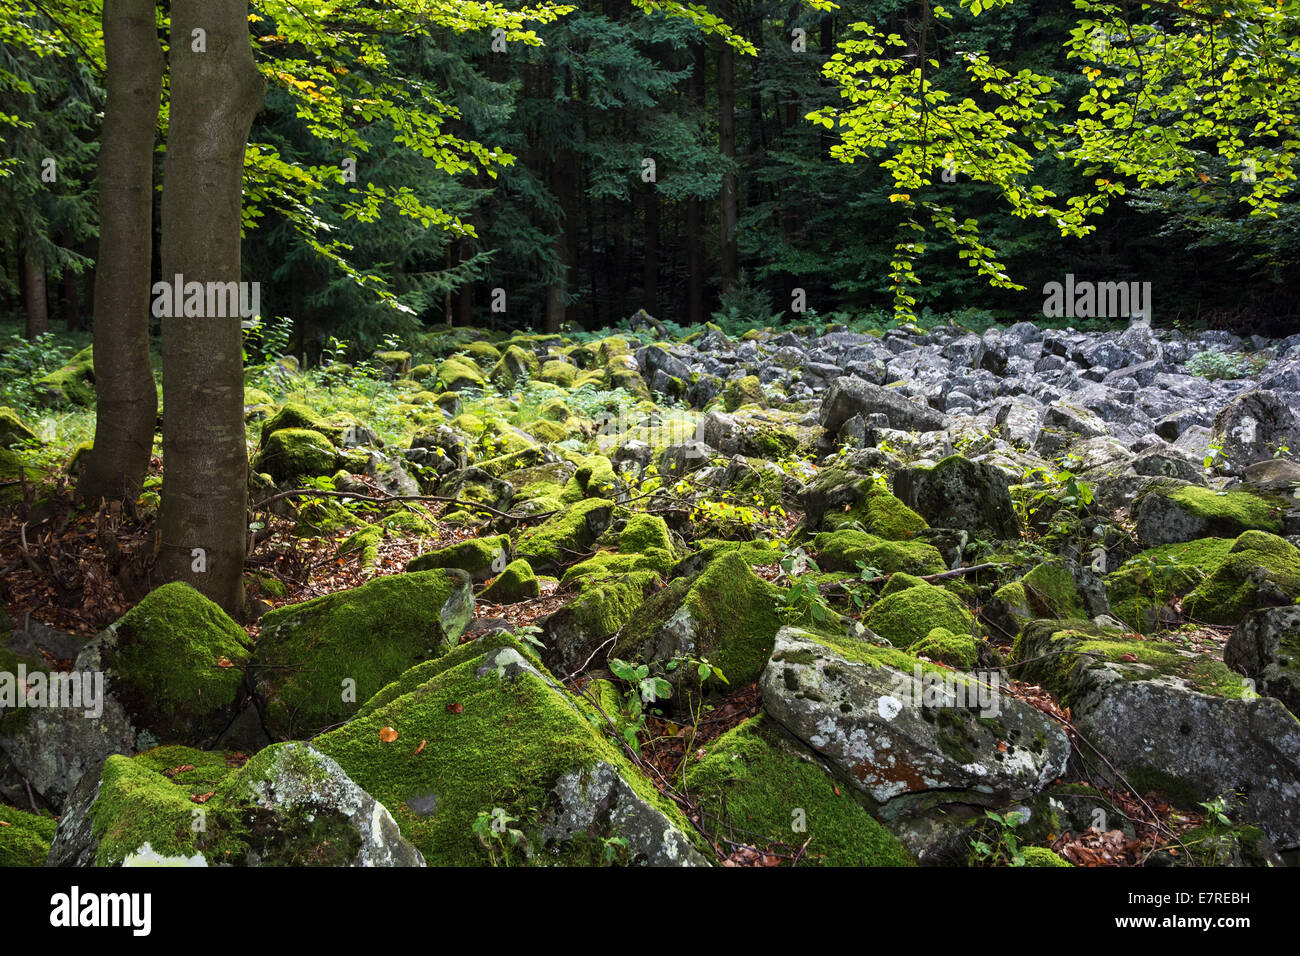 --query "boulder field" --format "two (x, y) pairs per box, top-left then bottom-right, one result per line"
(5, 317), (1300, 866)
